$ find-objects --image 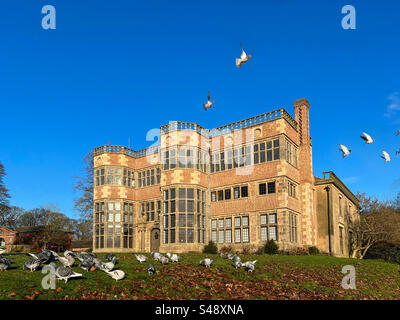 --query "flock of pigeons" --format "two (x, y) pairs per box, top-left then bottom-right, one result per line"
(203, 47), (252, 111)
(0, 249), (258, 285)
(0, 250), (125, 282)
(339, 132), (396, 162)
(134, 251), (258, 274)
